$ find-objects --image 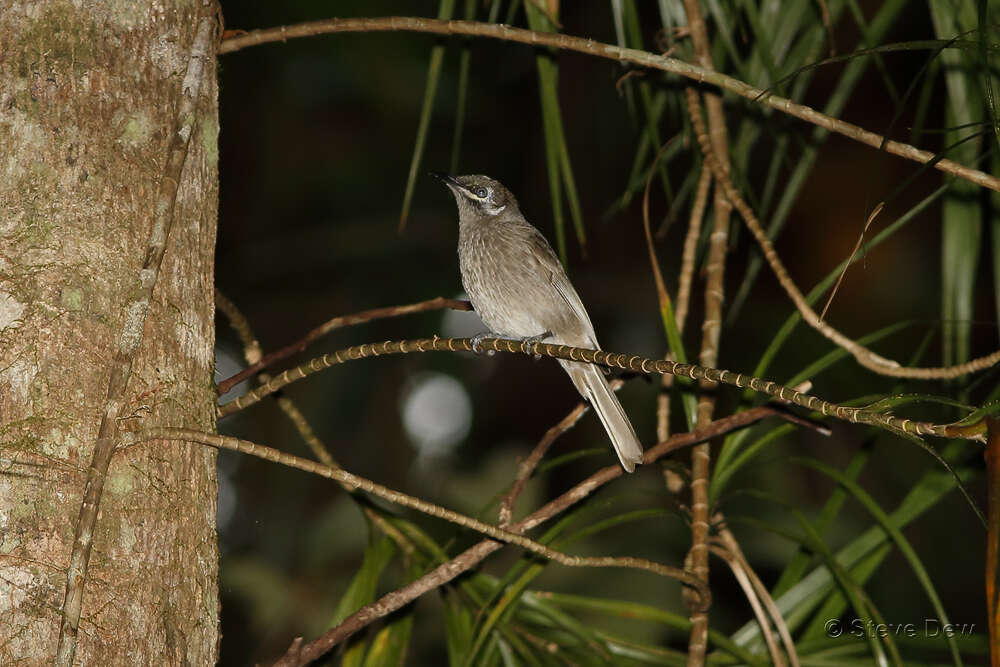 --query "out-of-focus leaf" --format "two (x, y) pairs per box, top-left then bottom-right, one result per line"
(732, 502), (899, 665)
(524, 2), (586, 262)
(771, 447), (870, 600)
(536, 55), (567, 263)
(361, 568), (419, 667)
(335, 535), (398, 667)
(978, 1), (1000, 150)
(623, 0), (675, 217)
(449, 0), (478, 174)
(713, 318), (912, 492)
(929, 0), (983, 368)
(791, 457), (965, 666)
(444, 589), (475, 667)
(536, 592), (766, 666)
(399, 0), (456, 231)
(714, 182), (947, 481)
(845, 0), (899, 102)
(728, 0), (909, 321)
(732, 441), (975, 647)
